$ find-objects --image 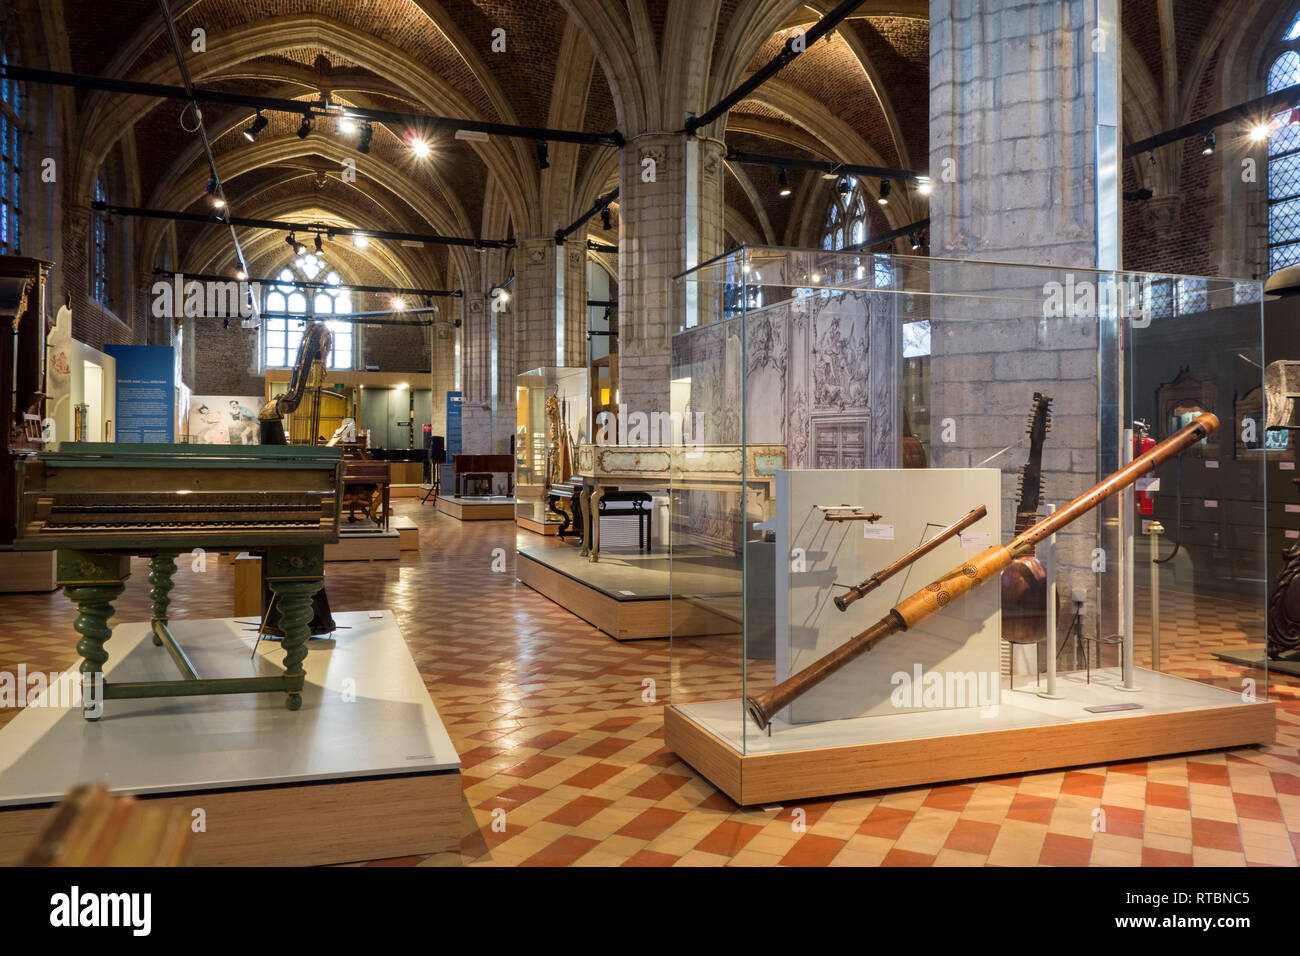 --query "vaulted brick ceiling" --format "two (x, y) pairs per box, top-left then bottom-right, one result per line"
(60, 0), (935, 286)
